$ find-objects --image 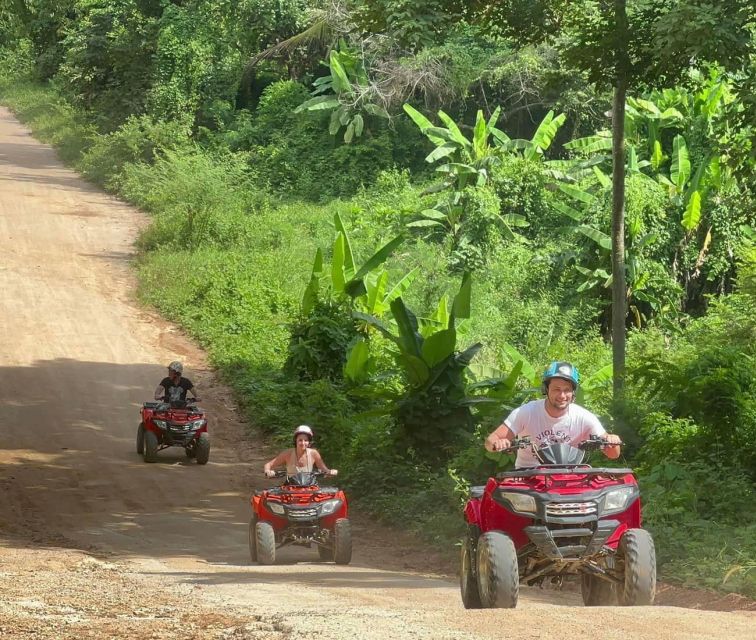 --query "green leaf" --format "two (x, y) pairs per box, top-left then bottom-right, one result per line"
(422, 328), (457, 368)
(329, 50), (351, 93)
(473, 110), (487, 158)
(384, 268), (418, 304)
(558, 183), (596, 205)
(296, 96), (340, 112)
(551, 200), (584, 221)
(682, 190), (702, 231)
(329, 108), (343, 135)
(437, 110), (471, 151)
(651, 140), (664, 170)
(456, 342), (482, 367)
(331, 233), (346, 294)
(407, 219), (446, 229)
(390, 298), (423, 357)
(592, 166), (612, 189)
(564, 133), (613, 153)
(671, 135), (690, 191)
(344, 339), (370, 382)
(420, 209), (448, 221)
(301, 276), (318, 315)
(364, 103), (389, 118)
(627, 145), (639, 173)
(396, 354), (430, 387)
(403, 104), (445, 145)
(333, 212), (355, 275)
(353, 113), (364, 137)
(577, 225), (612, 250)
(344, 121), (355, 144)
(426, 143), (458, 163)
(352, 234), (405, 282)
